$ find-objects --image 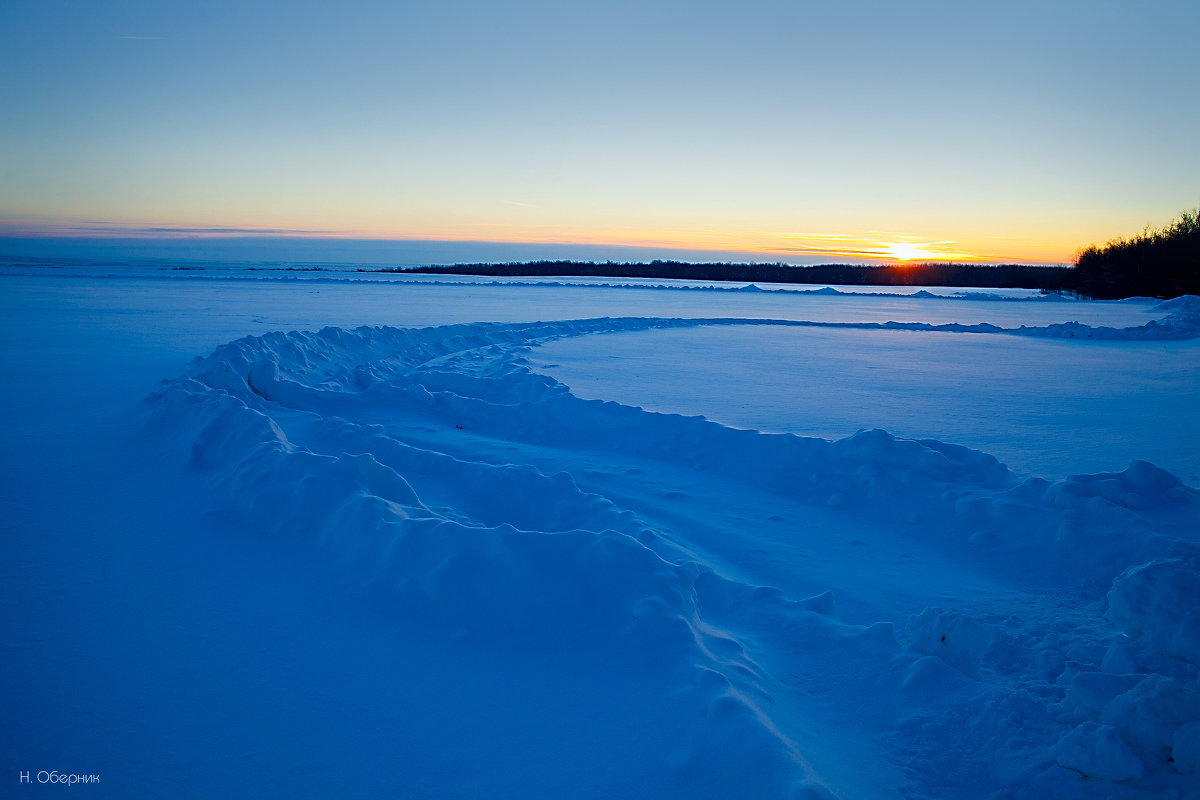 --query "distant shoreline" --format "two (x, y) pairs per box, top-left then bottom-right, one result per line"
(0, 254), (1082, 292)
(392, 260), (1078, 292)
